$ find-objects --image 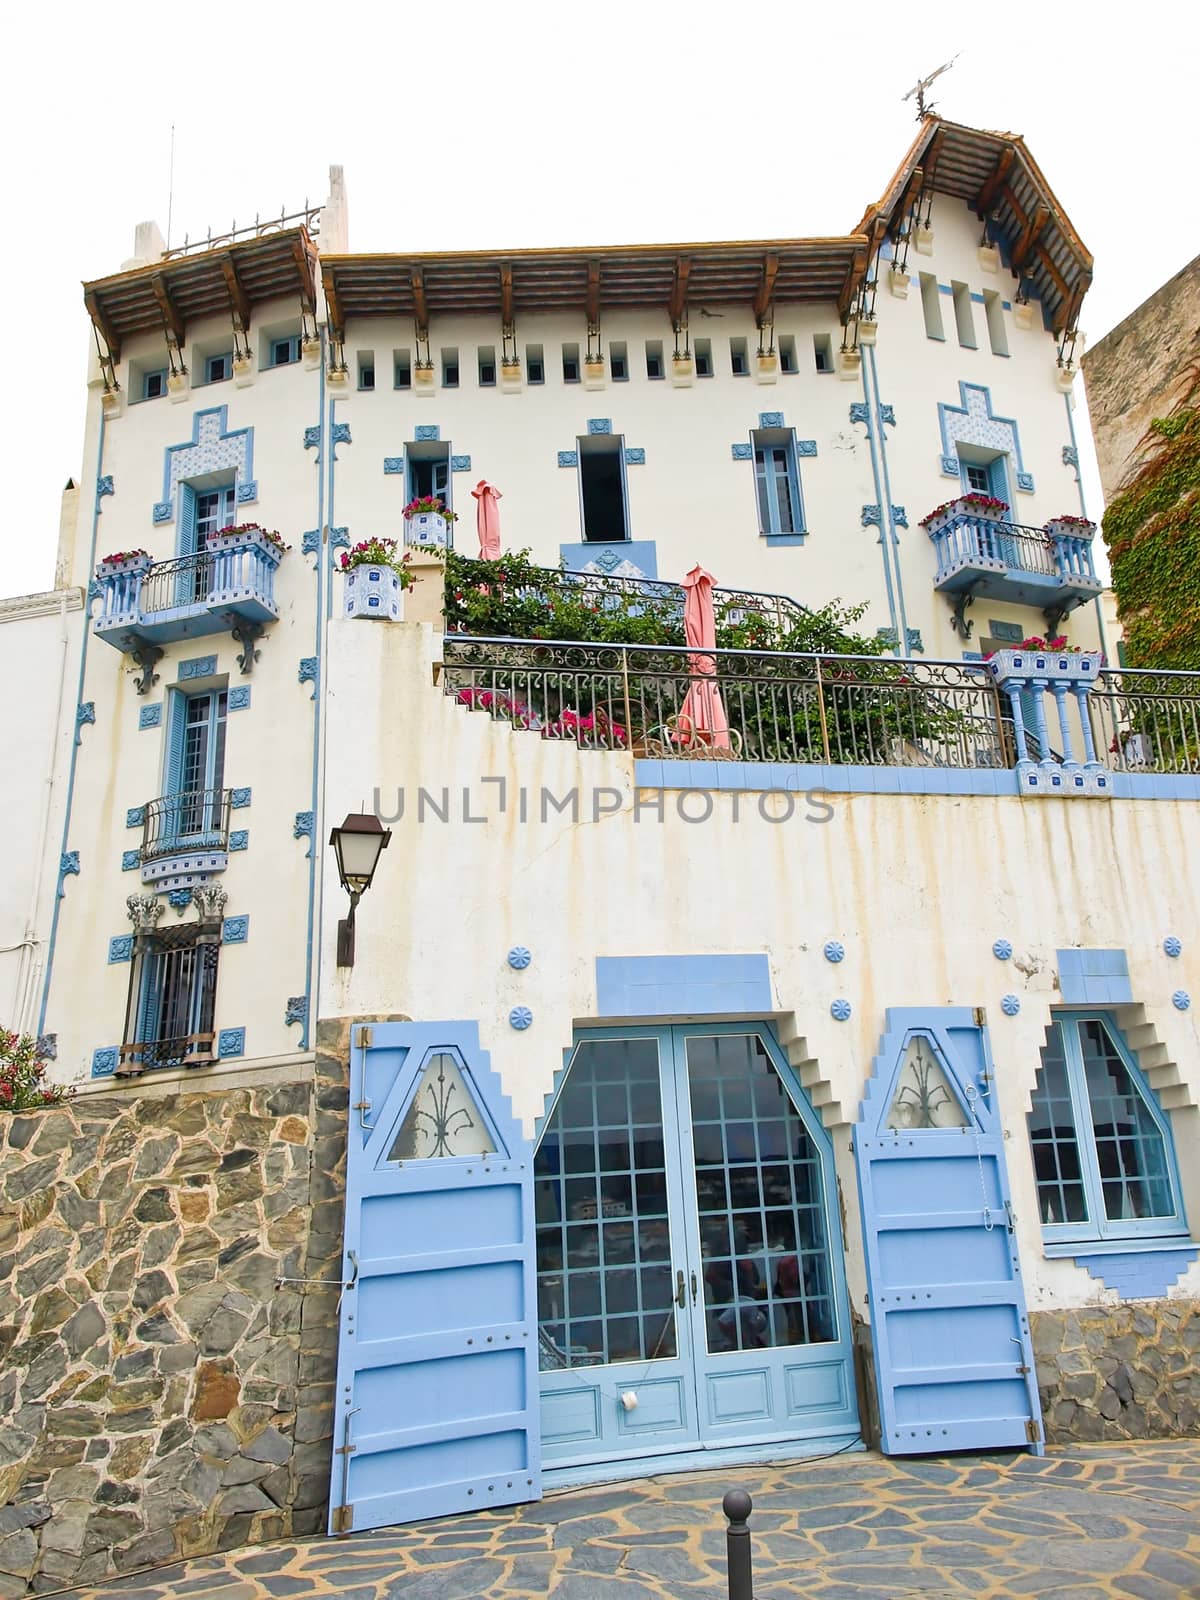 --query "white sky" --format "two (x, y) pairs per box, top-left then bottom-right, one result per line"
(2, 0), (1195, 600)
